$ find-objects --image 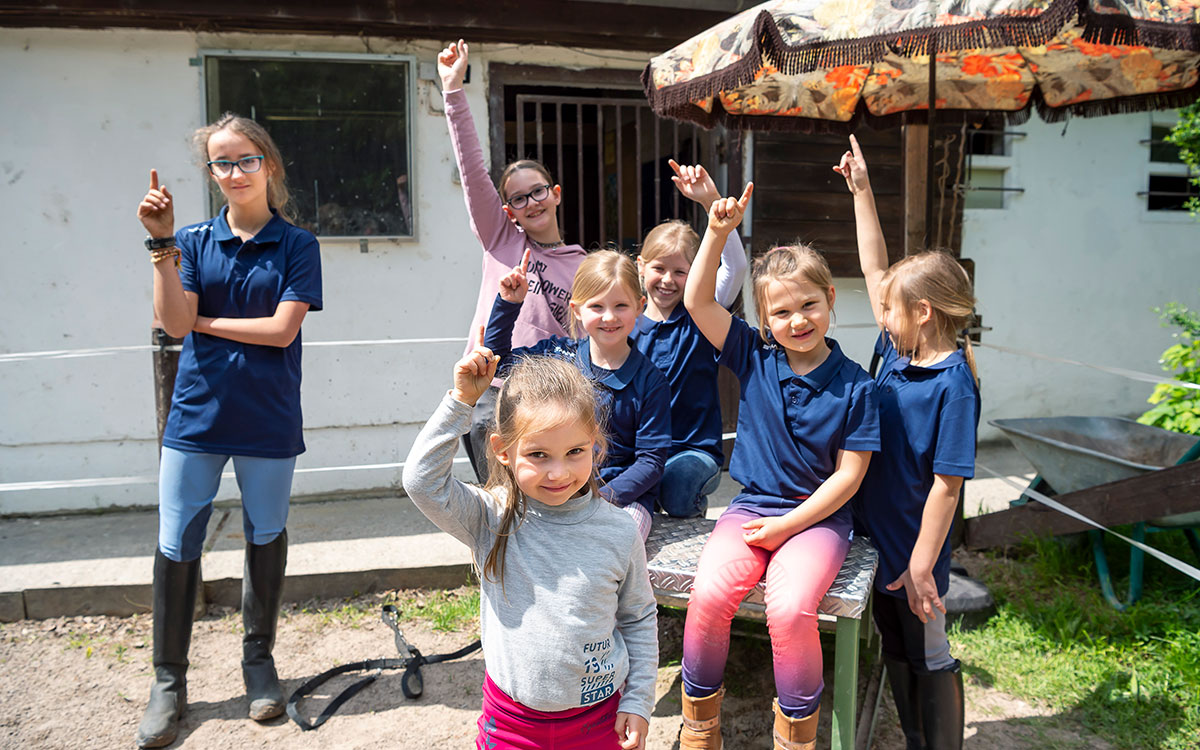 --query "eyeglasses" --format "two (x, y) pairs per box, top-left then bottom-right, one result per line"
(206, 156), (265, 178)
(505, 184), (552, 210)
